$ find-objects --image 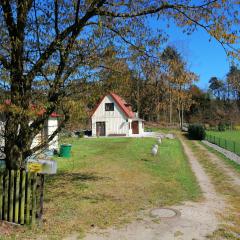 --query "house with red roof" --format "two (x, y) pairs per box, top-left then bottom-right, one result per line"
(91, 93), (144, 137)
